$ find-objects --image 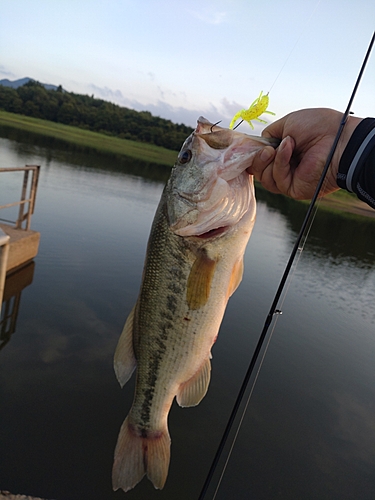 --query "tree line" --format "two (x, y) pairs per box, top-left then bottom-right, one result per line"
(0, 80), (193, 151)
